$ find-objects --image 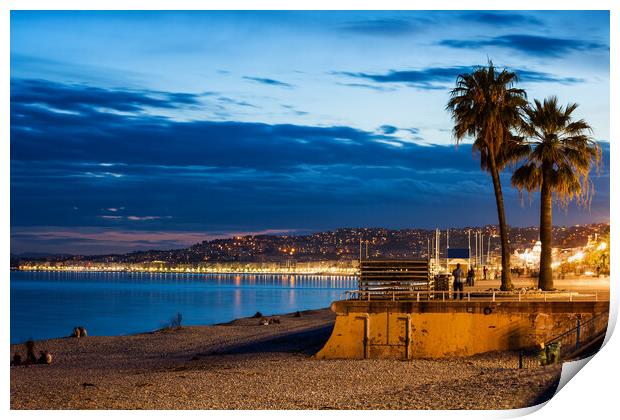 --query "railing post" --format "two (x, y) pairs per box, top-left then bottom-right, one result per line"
(492, 291), (495, 302)
(442, 291), (445, 302)
(544, 292), (547, 302)
(467, 292), (470, 302)
(417, 292), (420, 302)
(576, 318), (581, 350)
